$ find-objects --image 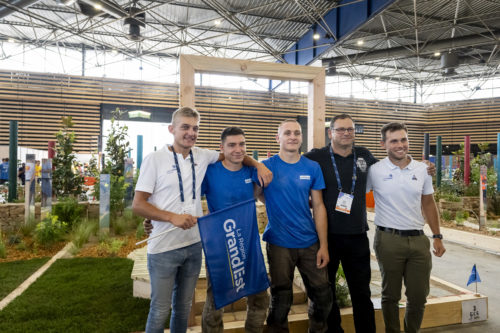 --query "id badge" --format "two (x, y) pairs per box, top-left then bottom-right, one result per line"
(182, 202), (195, 216)
(335, 192), (354, 214)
